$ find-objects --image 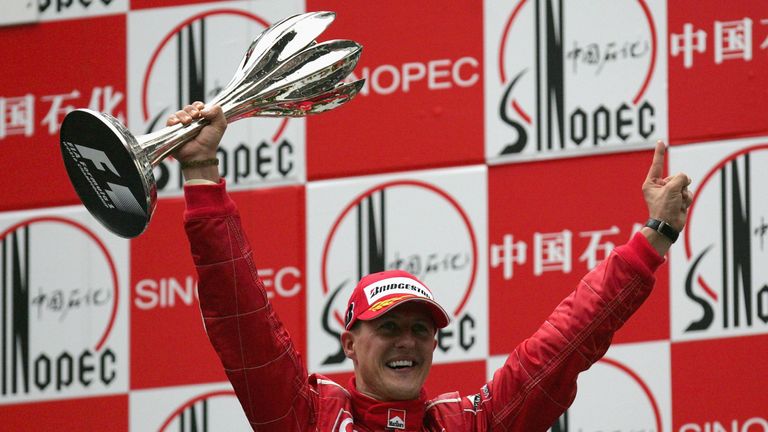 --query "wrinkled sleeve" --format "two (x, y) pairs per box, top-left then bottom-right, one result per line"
(183, 180), (314, 431)
(479, 232), (664, 431)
